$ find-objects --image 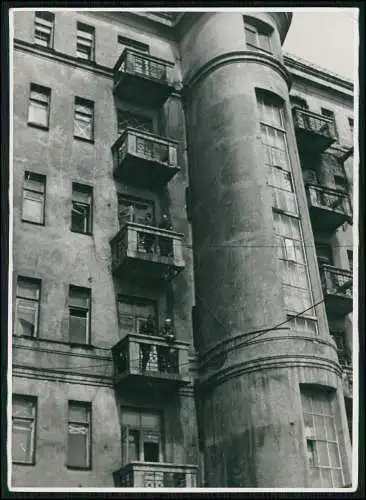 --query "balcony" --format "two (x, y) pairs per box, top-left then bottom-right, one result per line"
(342, 365), (353, 399)
(319, 264), (353, 316)
(113, 48), (174, 107)
(111, 333), (190, 395)
(113, 462), (198, 487)
(110, 222), (185, 282)
(112, 127), (180, 188)
(306, 184), (352, 233)
(293, 107), (337, 155)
